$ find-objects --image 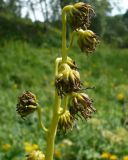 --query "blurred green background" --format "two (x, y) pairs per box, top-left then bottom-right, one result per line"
(0, 0), (128, 160)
